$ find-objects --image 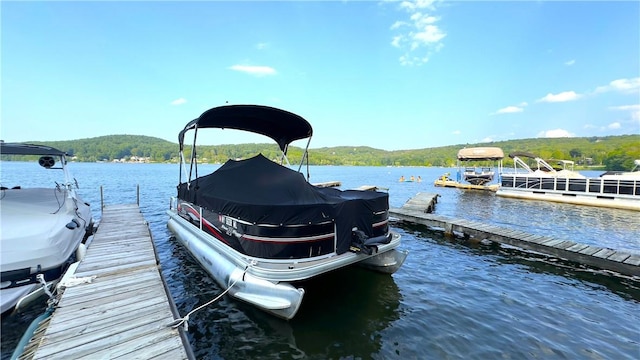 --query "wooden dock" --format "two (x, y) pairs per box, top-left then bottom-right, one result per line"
(20, 204), (193, 359)
(434, 178), (499, 192)
(390, 193), (640, 278)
